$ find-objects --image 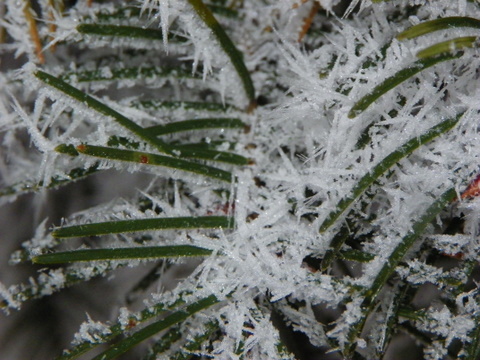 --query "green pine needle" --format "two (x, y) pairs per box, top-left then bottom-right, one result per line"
(320, 115), (461, 270)
(52, 216), (234, 238)
(188, 0), (255, 107)
(344, 187), (457, 357)
(32, 245), (213, 264)
(416, 36), (478, 59)
(58, 144), (234, 182)
(320, 115), (461, 233)
(147, 118), (246, 135)
(348, 53), (463, 118)
(91, 295), (219, 360)
(397, 16), (480, 40)
(77, 23), (186, 42)
(35, 70), (174, 155)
